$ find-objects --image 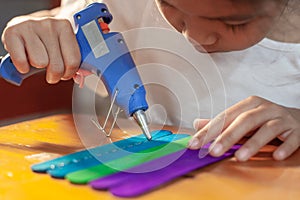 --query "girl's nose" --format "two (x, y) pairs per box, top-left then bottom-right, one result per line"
(182, 28), (218, 47)
(182, 17), (219, 49)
